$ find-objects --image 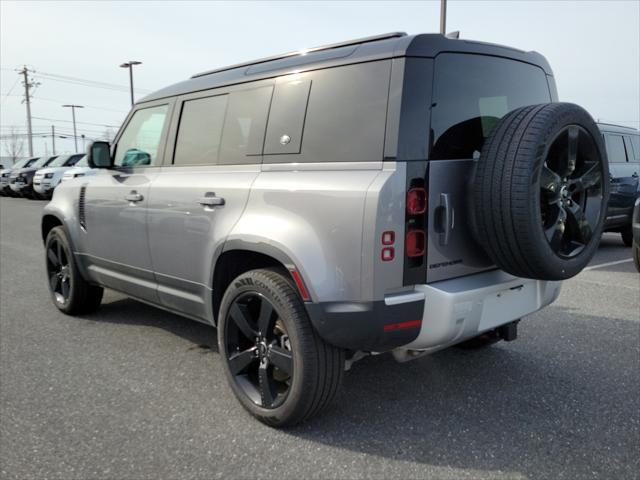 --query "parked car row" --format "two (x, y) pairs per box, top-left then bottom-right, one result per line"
(0, 153), (94, 199)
